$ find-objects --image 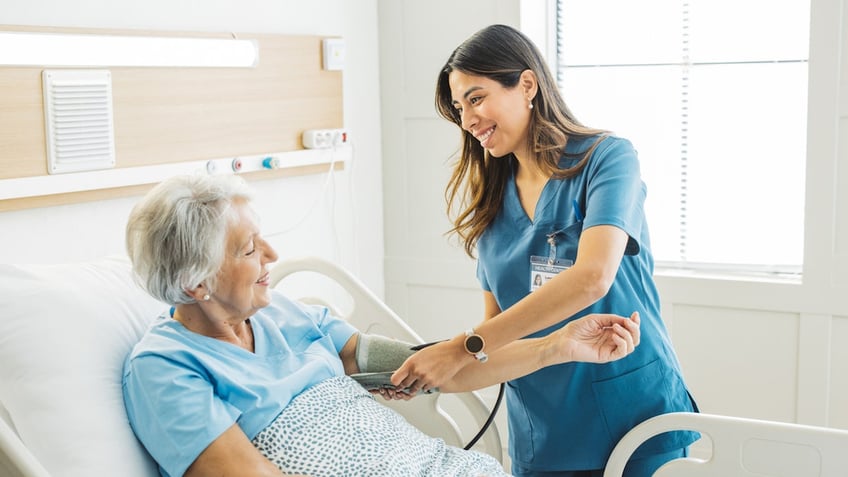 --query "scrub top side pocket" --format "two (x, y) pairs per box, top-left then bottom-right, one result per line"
(591, 359), (700, 458)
